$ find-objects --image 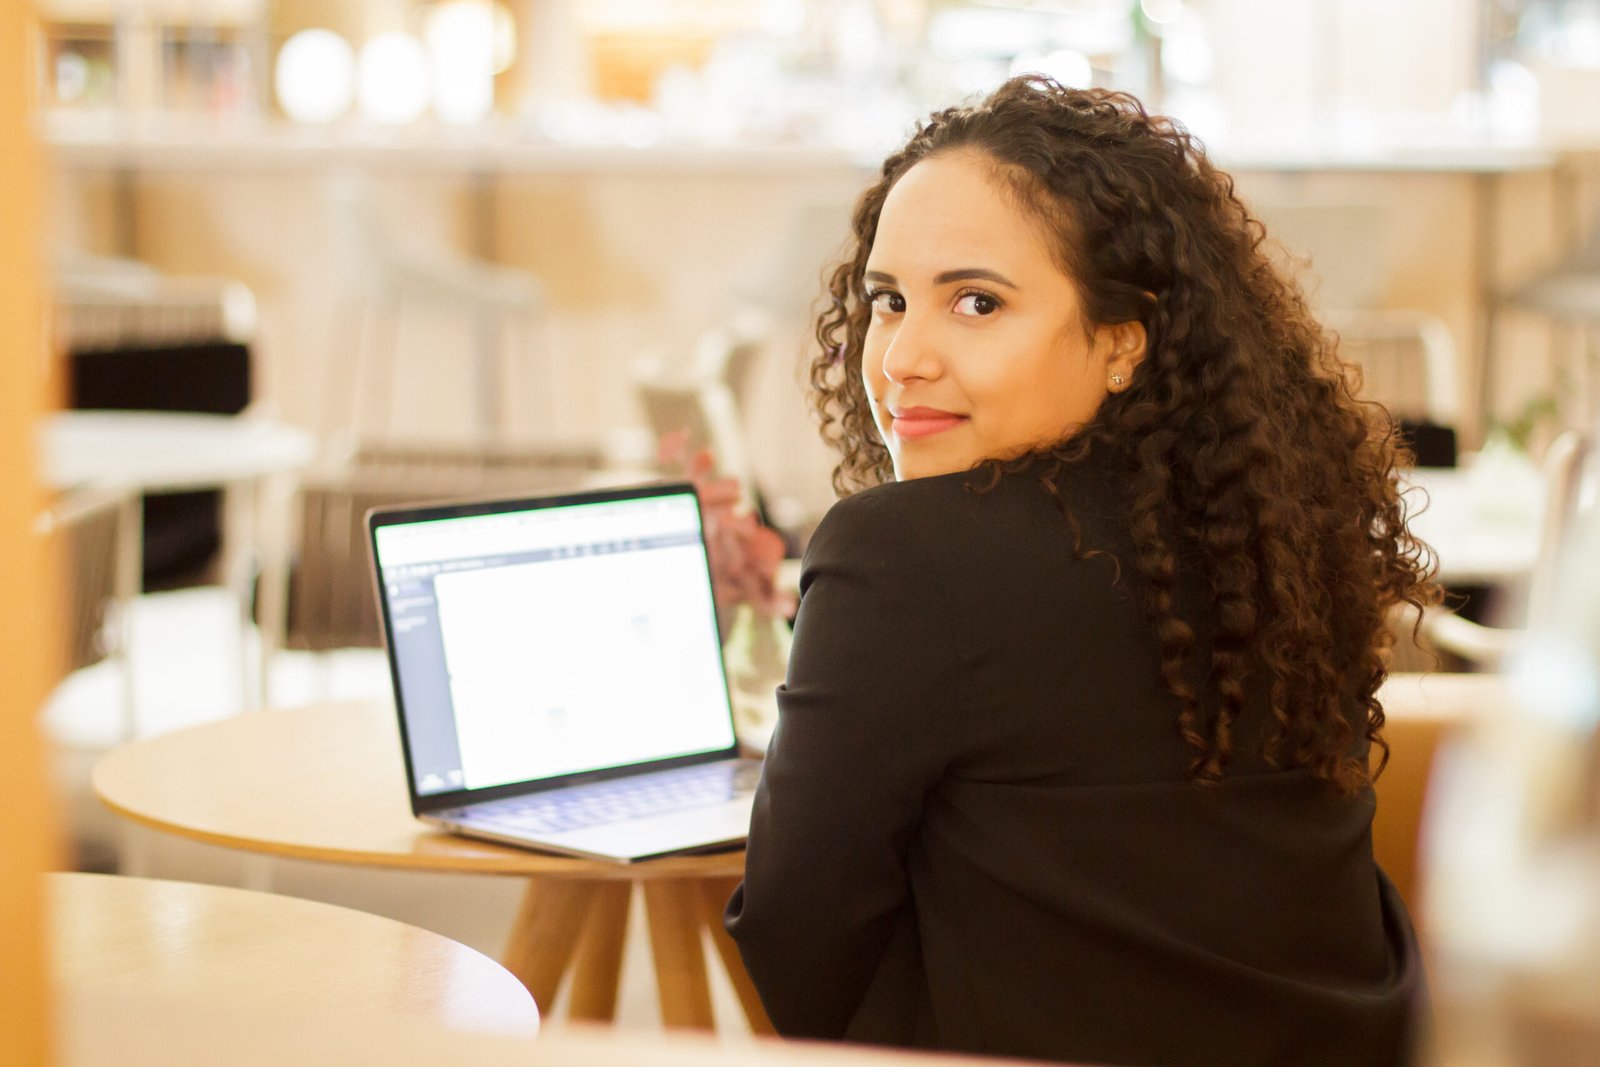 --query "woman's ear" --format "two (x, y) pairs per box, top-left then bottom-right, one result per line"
(1099, 320), (1148, 392)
